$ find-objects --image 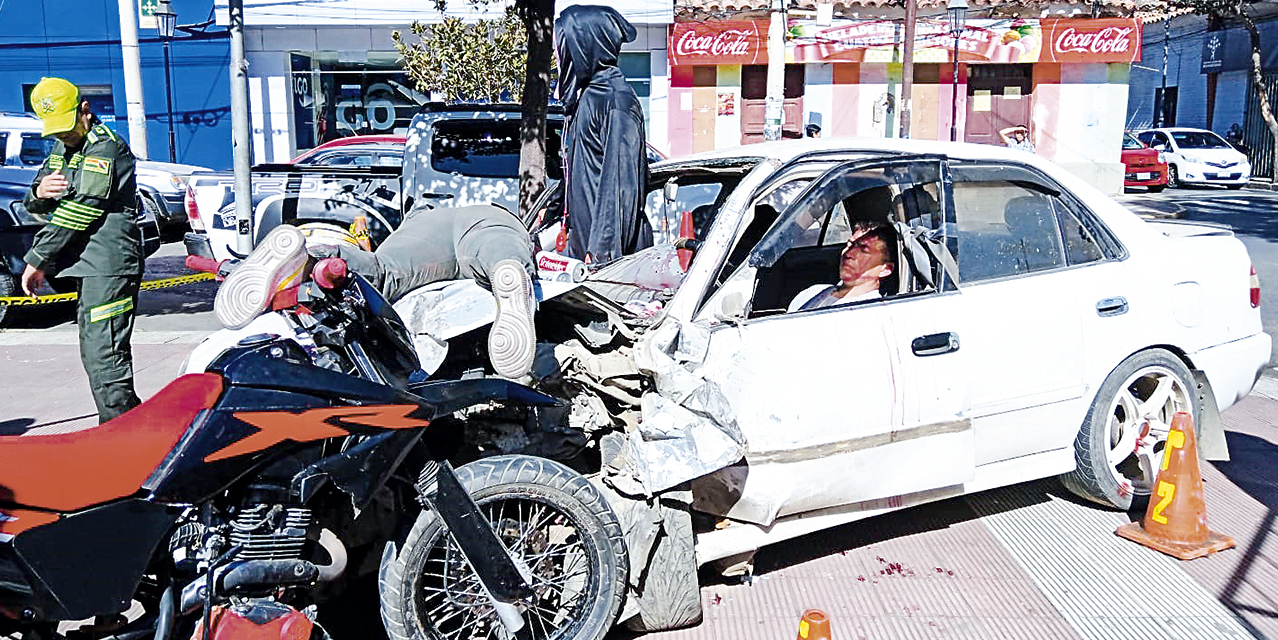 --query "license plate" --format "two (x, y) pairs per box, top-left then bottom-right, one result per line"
(1137, 172), (1154, 180)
